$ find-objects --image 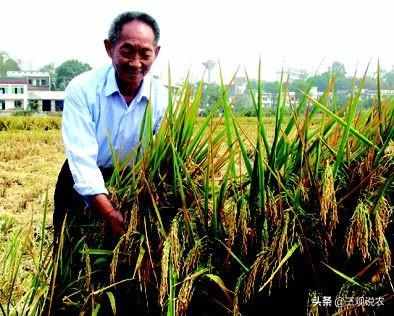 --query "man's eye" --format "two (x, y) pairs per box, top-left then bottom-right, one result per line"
(140, 49), (153, 58)
(120, 48), (134, 55)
